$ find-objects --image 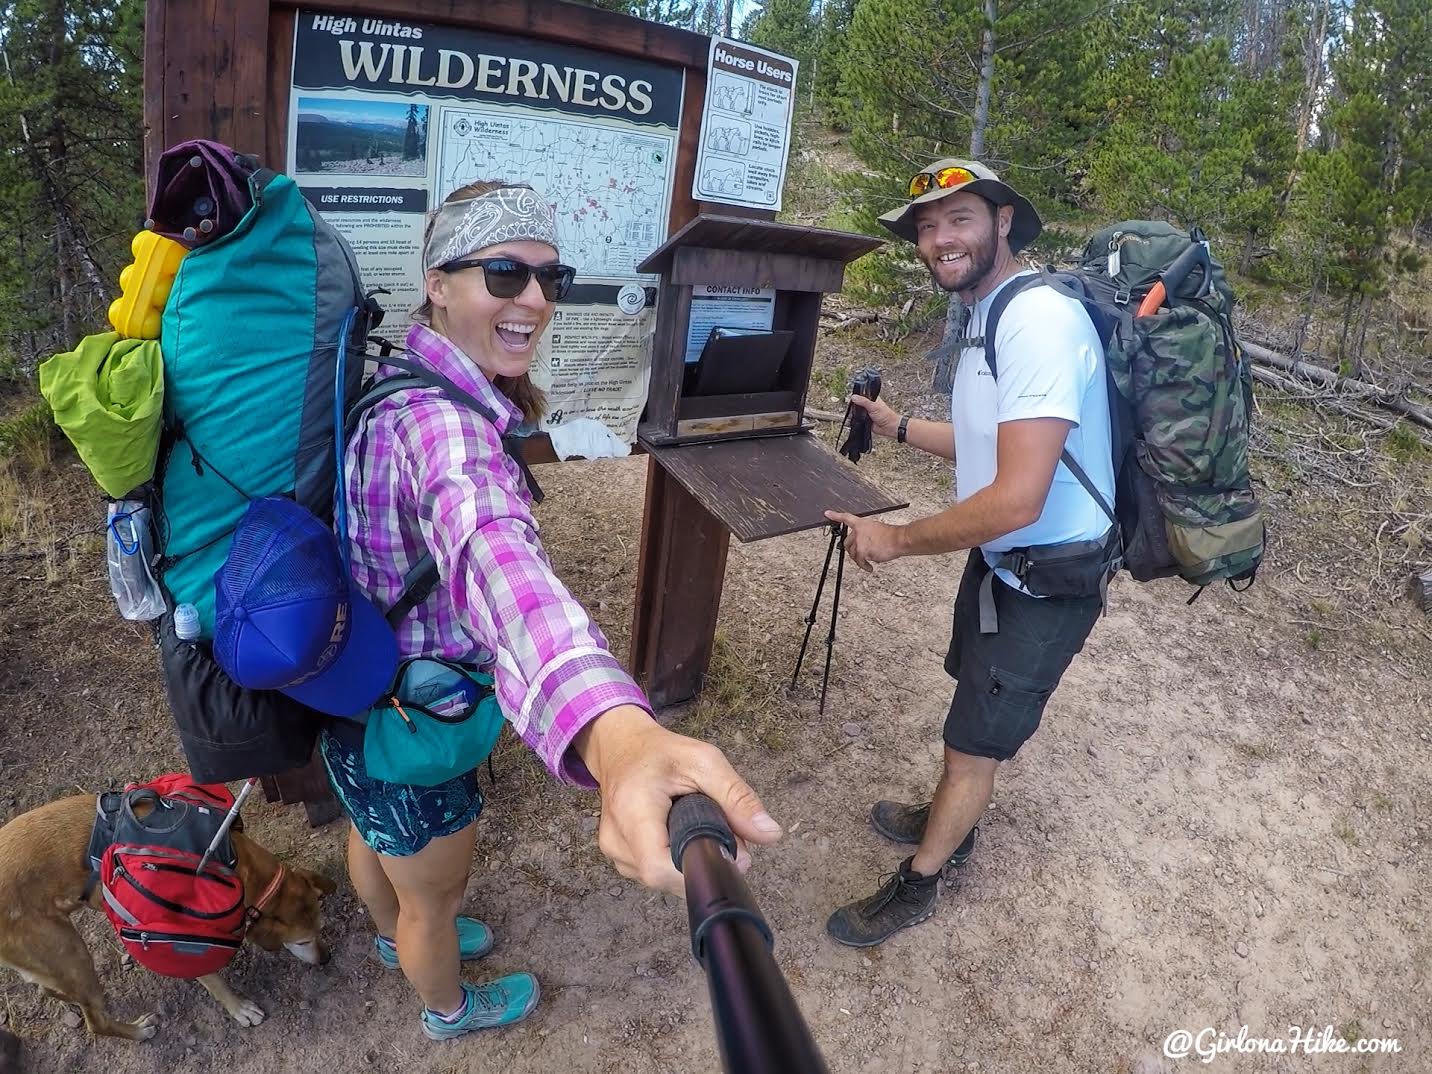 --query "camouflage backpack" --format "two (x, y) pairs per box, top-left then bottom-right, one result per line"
(984, 220), (1265, 591)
